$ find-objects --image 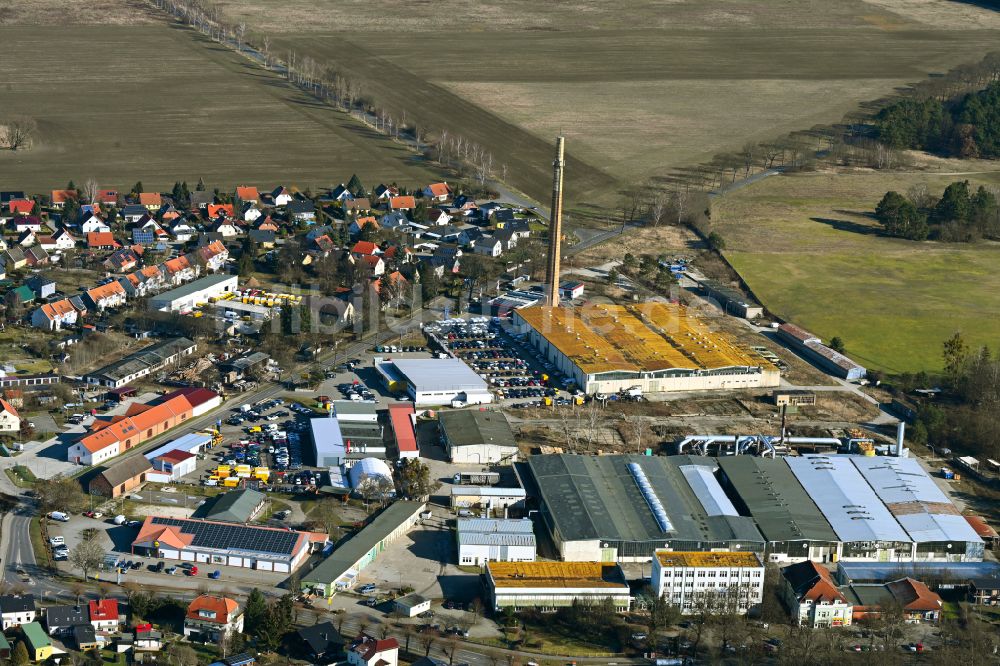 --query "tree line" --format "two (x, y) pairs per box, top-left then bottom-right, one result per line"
(874, 180), (999, 241)
(876, 80), (1000, 159)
